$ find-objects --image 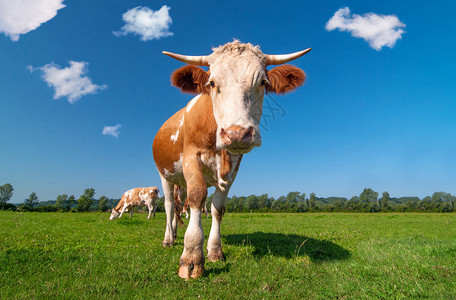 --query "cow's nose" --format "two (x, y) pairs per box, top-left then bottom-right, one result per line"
(220, 125), (255, 146)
